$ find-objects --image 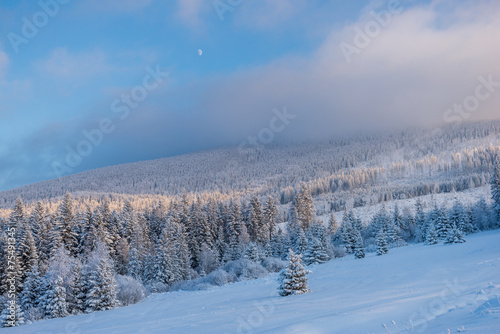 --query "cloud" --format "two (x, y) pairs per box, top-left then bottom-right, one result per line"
(41, 47), (108, 79)
(189, 0), (500, 139)
(234, 0), (307, 30)
(0, 48), (9, 80)
(176, 0), (206, 27)
(77, 0), (152, 14)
